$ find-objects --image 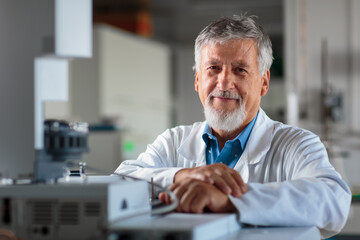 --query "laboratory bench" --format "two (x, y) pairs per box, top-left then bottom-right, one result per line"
(109, 226), (320, 240)
(225, 226), (320, 240)
(109, 212), (321, 240)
